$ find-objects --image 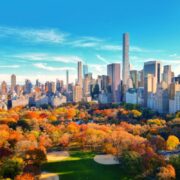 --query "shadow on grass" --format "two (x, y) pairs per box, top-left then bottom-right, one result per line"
(42, 151), (132, 180)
